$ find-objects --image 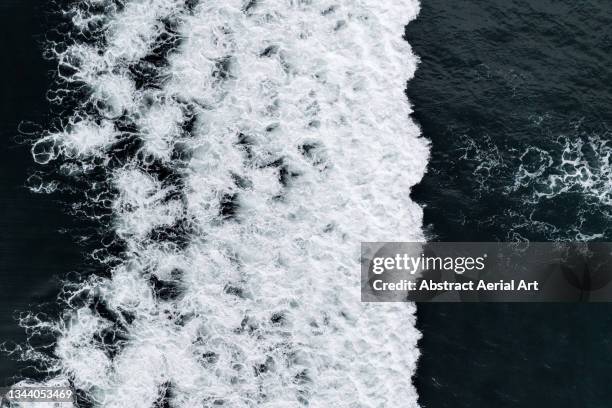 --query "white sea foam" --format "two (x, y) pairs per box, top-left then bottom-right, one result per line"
(458, 127), (612, 240)
(510, 135), (612, 207)
(22, 0), (429, 406)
